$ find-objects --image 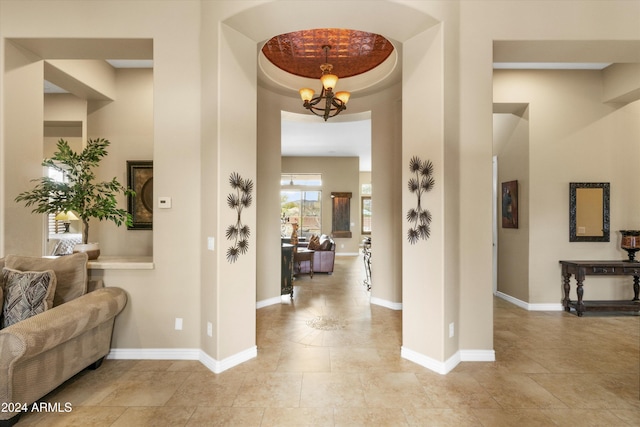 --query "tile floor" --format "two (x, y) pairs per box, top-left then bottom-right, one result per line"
(15, 255), (640, 426)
